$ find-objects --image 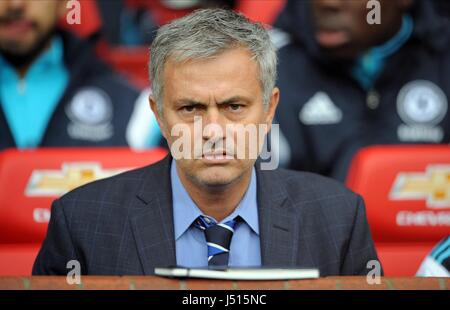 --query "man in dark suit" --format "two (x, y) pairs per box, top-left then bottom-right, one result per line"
(33, 8), (380, 276)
